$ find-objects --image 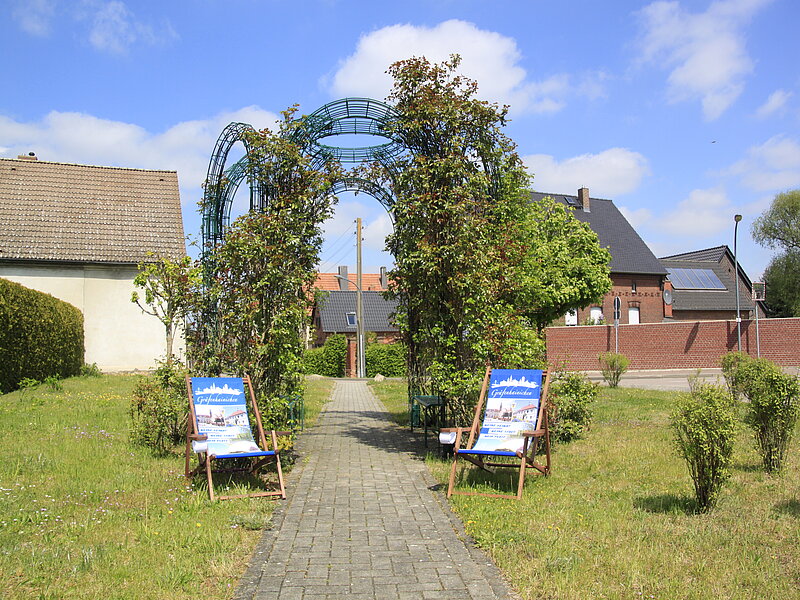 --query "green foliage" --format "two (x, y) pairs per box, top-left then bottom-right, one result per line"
(598, 352), (629, 388)
(302, 333), (347, 377)
(365, 342), (407, 377)
(131, 253), (201, 364)
(548, 371), (599, 443)
(720, 351), (751, 401)
(672, 383), (738, 511)
(192, 107), (341, 428)
(80, 362), (102, 377)
(761, 250), (800, 317)
(736, 357), (800, 474)
(0, 277), (84, 394)
(129, 360), (189, 454)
